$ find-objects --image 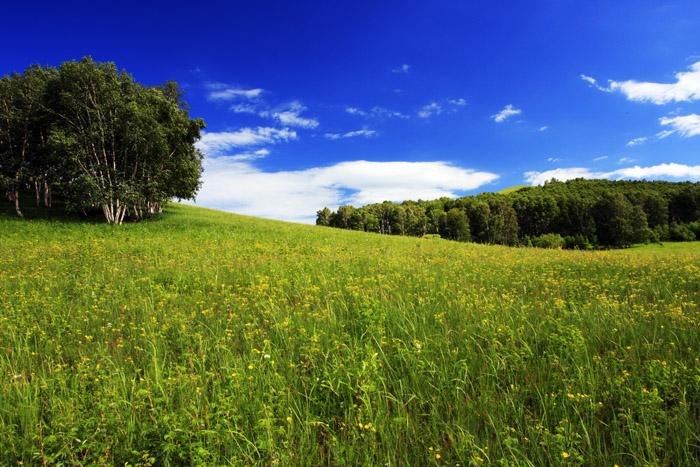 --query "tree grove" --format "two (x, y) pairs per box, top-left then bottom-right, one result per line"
(0, 57), (205, 224)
